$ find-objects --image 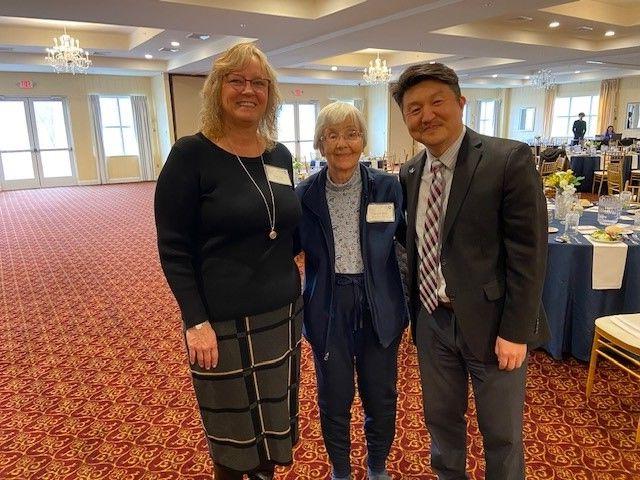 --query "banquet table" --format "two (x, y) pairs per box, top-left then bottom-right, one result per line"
(542, 209), (640, 361)
(569, 154), (639, 192)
